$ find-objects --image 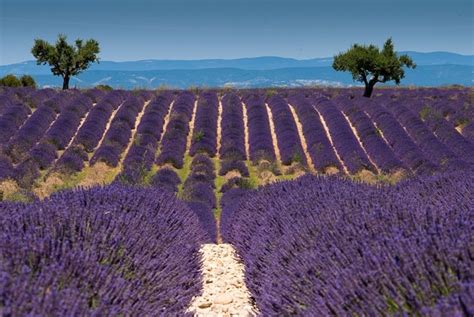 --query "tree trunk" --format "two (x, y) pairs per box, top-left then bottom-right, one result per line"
(62, 75), (70, 90)
(363, 82), (375, 98)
